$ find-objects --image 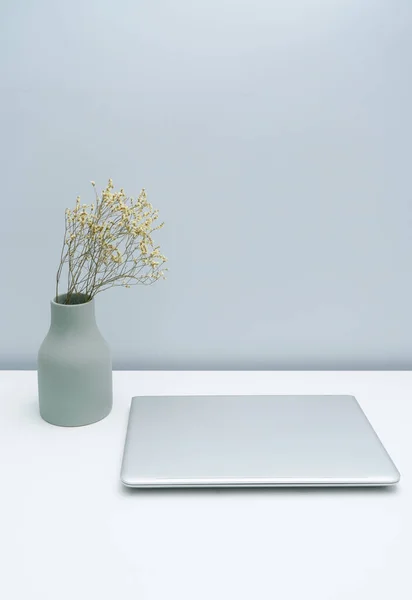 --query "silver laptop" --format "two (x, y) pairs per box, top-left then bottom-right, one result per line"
(120, 395), (400, 488)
